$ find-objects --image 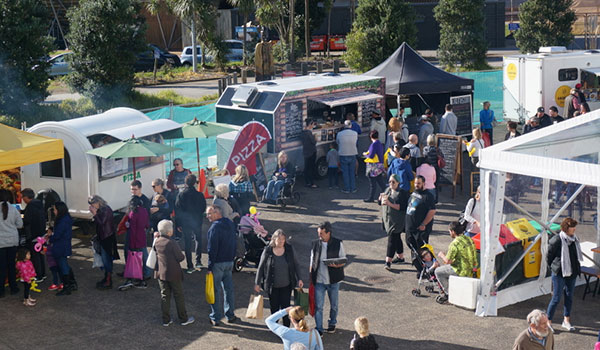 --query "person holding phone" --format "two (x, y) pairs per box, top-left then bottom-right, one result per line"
(380, 174), (408, 270)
